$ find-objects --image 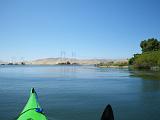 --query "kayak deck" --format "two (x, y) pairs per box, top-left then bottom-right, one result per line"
(17, 88), (47, 120)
